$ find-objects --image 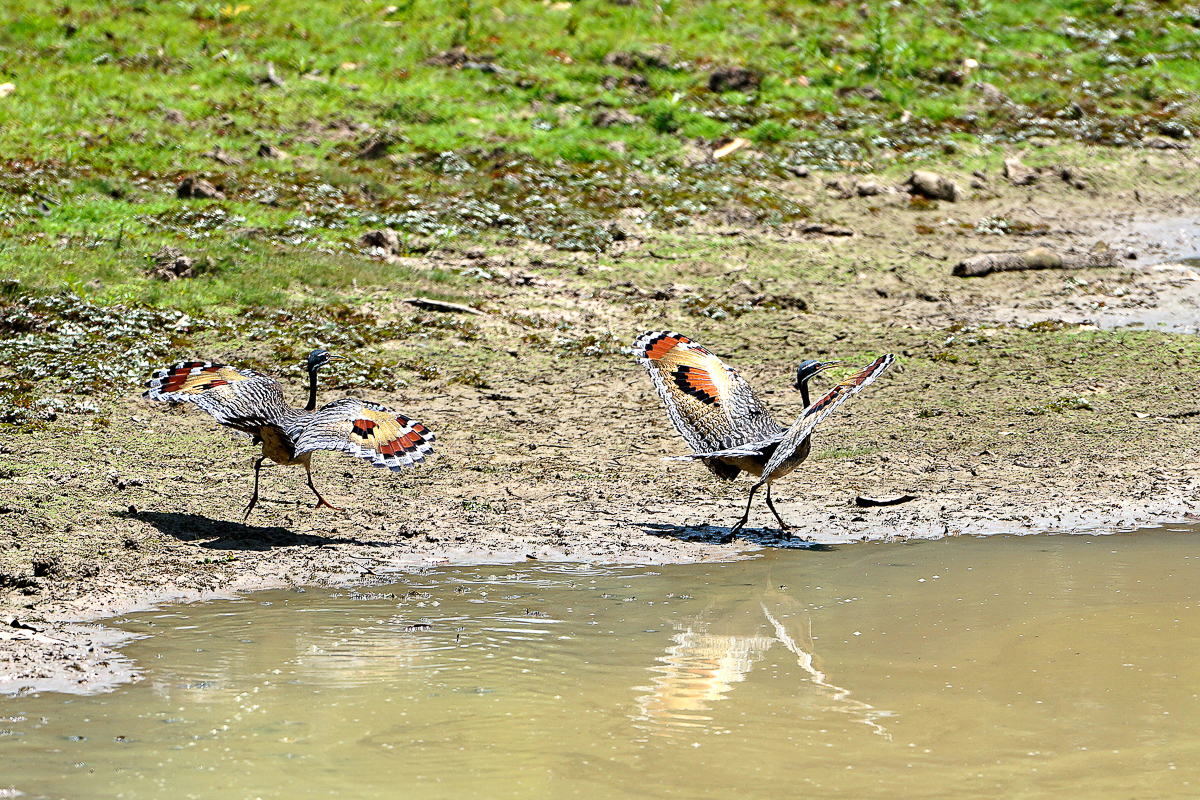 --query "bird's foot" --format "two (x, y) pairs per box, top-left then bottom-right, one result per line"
(724, 519), (748, 543)
(312, 496), (344, 512)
